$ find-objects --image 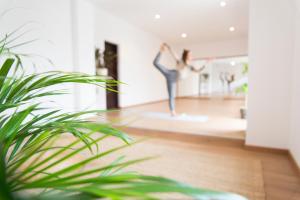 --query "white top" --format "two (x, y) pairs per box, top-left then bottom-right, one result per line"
(176, 60), (193, 80)
(166, 47), (204, 80)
